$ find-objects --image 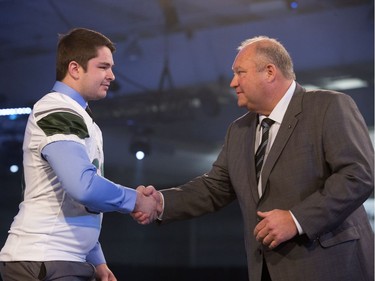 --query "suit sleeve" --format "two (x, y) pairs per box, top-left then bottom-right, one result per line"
(291, 93), (374, 239)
